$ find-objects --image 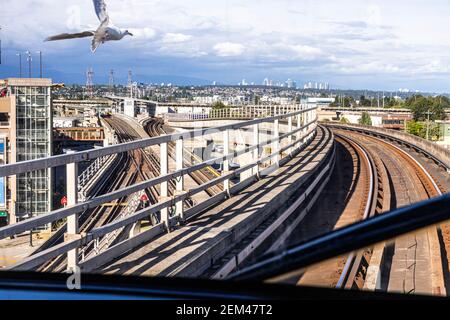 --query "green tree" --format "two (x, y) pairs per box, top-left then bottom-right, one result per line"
(406, 120), (424, 137)
(212, 101), (227, 110)
(359, 112), (372, 126)
(406, 120), (443, 141)
(359, 95), (371, 107)
(405, 95), (447, 121)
